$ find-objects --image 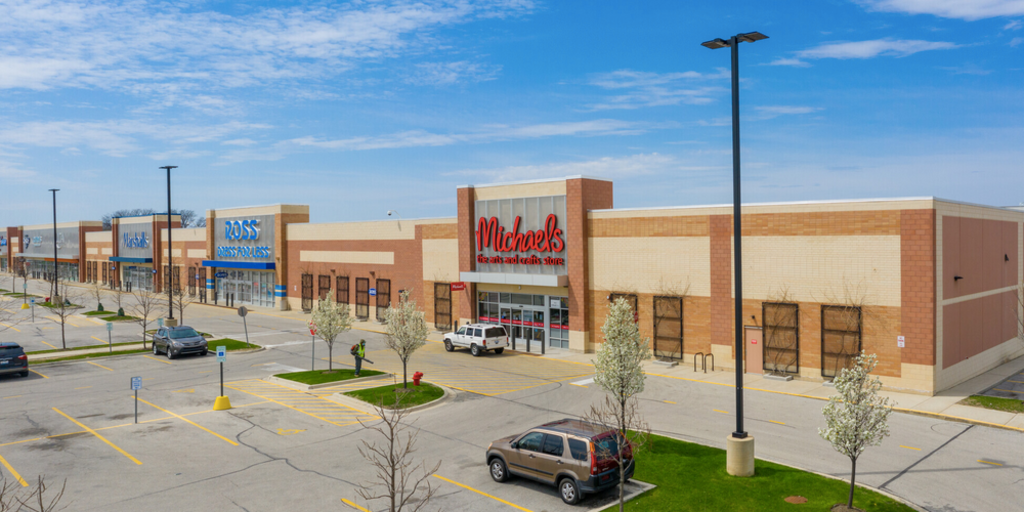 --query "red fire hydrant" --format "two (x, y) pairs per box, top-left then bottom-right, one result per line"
(412, 371), (424, 386)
